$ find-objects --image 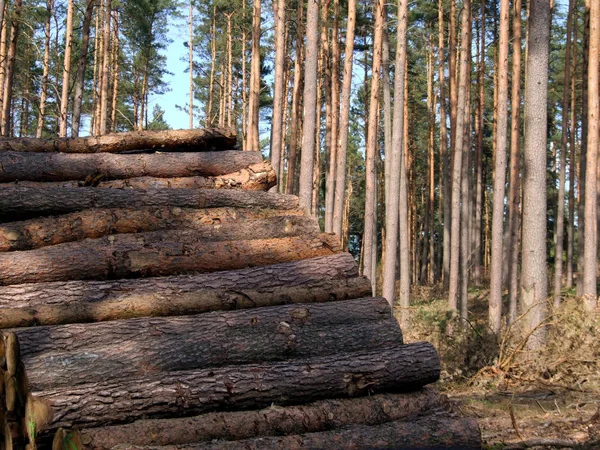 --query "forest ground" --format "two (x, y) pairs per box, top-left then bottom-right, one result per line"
(399, 286), (600, 449)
